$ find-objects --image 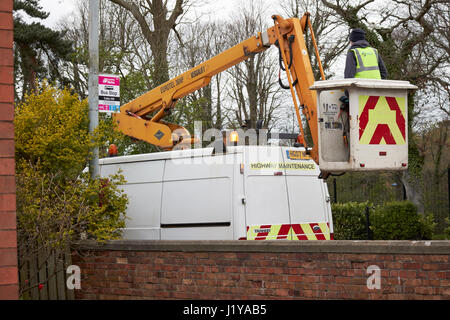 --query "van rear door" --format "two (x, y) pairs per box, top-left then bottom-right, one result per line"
(282, 147), (332, 240)
(244, 146), (292, 240)
(160, 150), (235, 240)
(100, 159), (164, 240)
